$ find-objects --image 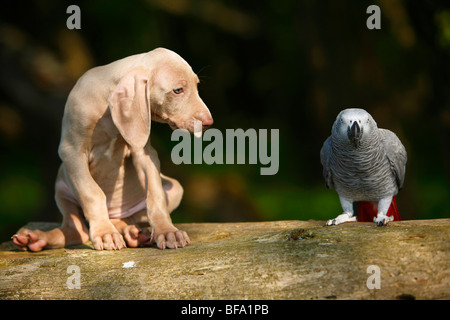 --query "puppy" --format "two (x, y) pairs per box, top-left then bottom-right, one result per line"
(13, 48), (213, 251)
